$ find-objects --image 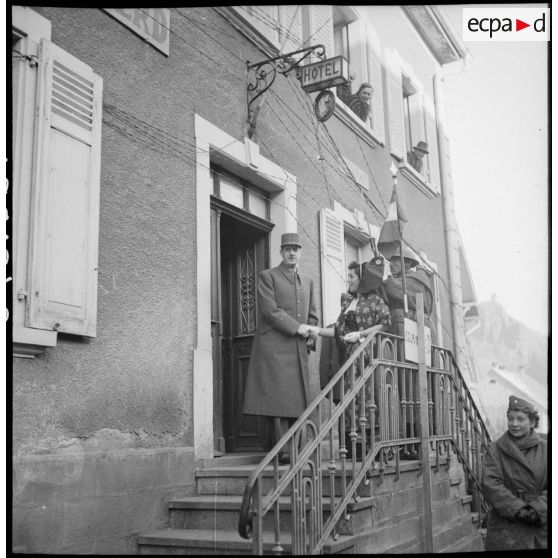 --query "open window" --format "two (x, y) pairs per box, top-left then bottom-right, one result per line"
(319, 204), (379, 326)
(233, 6), (303, 53)
(330, 8), (385, 143)
(385, 47), (441, 196)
